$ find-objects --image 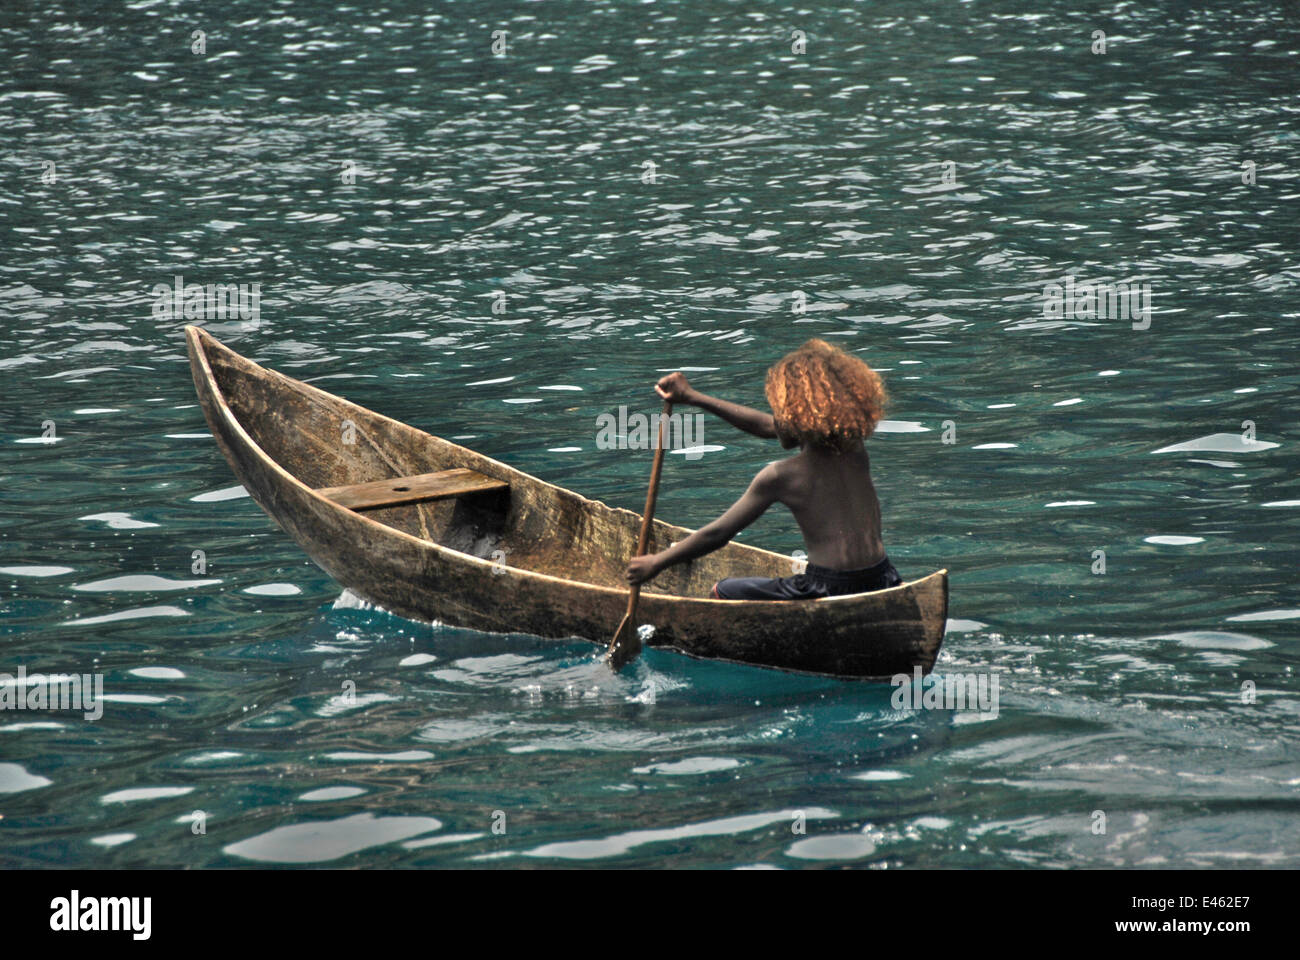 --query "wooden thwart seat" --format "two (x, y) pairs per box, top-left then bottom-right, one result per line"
(317, 468), (508, 512)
